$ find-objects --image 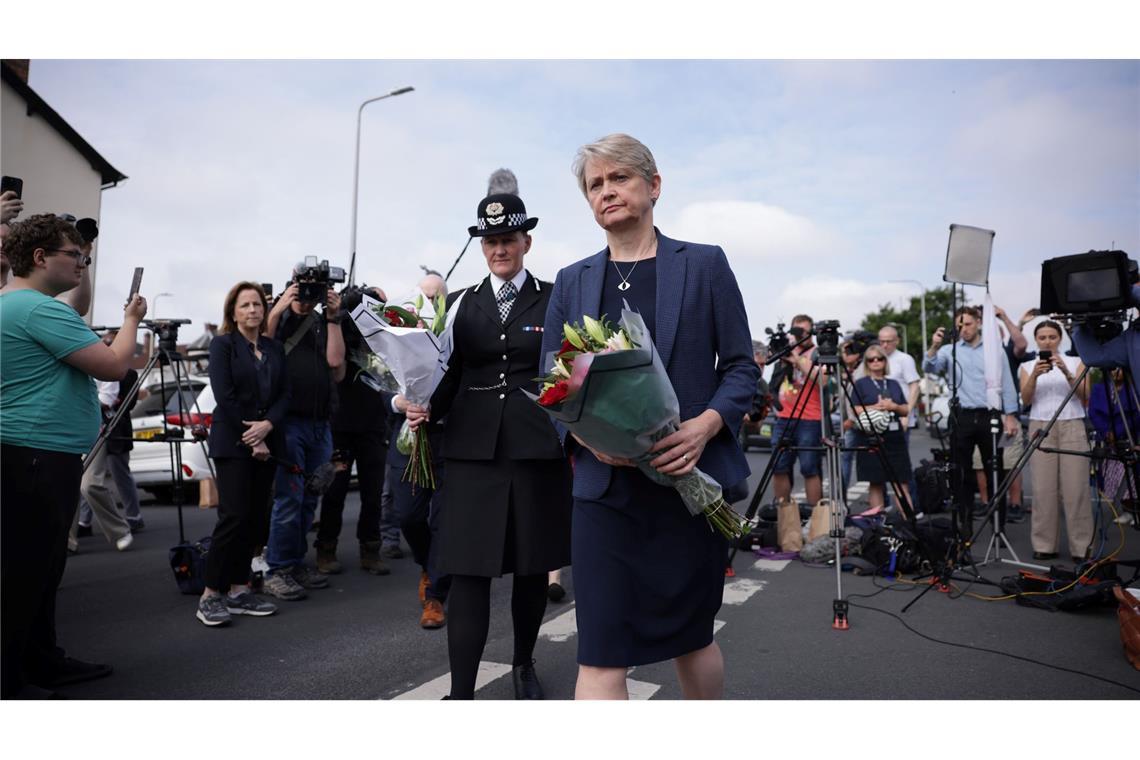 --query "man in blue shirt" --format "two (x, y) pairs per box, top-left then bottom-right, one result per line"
(924, 306), (1021, 525)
